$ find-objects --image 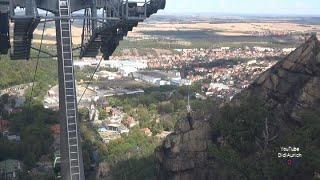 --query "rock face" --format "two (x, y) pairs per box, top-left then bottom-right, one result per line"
(155, 35), (320, 180)
(155, 116), (214, 180)
(246, 35), (320, 126)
